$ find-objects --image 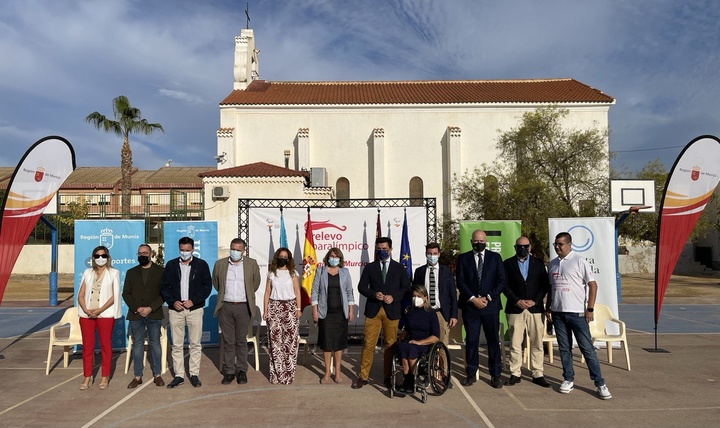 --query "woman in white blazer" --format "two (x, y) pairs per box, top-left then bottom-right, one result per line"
(77, 245), (122, 390)
(311, 248), (355, 384)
